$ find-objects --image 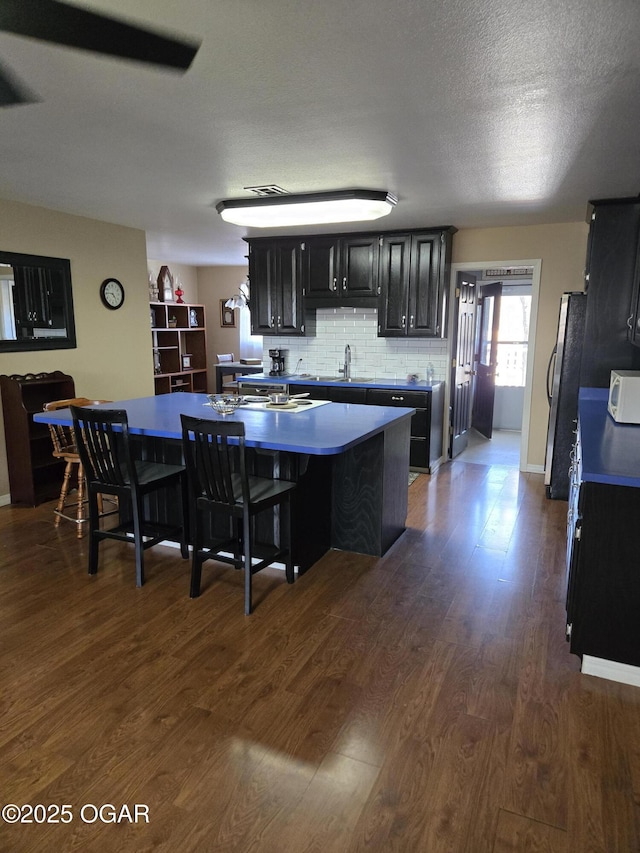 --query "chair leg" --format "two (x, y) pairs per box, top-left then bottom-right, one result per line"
(243, 512), (252, 616)
(233, 517), (242, 569)
(55, 460), (73, 528)
(190, 551), (203, 598)
(179, 474), (189, 560)
(87, 487), (101, 575)
(189, 508), (203, 598)
(75, 462), (85, 539)
(283, 496), (294, 584)
(132, 493), (145, 588)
